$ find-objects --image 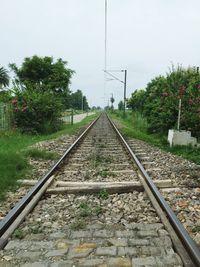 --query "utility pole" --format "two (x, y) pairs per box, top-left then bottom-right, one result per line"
(123, 70), (127, 117)
(82, 95), (84, 113)
(103, 69), (128, 116)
